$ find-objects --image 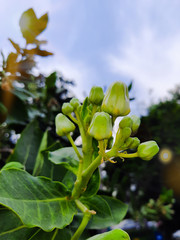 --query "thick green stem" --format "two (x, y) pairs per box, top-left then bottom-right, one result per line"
(71, 200), (96, 240)
(71, 154), (102, 199)
(82, 134), (93, 170)
(71, 212), (91, 240)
